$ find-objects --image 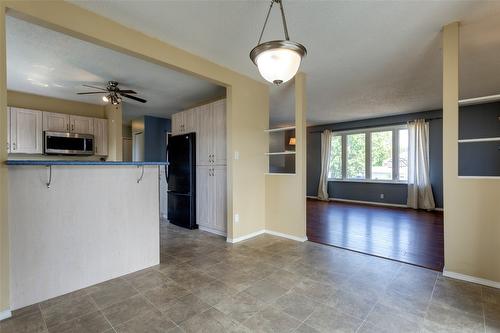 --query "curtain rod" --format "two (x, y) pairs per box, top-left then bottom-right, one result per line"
(308, 116), (442, 134)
